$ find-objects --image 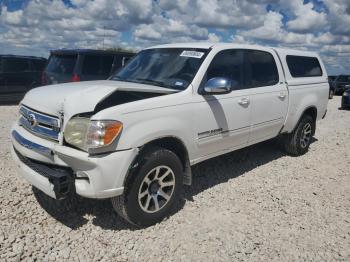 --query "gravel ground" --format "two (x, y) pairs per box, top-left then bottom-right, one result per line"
(0, 97), (349, 261)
